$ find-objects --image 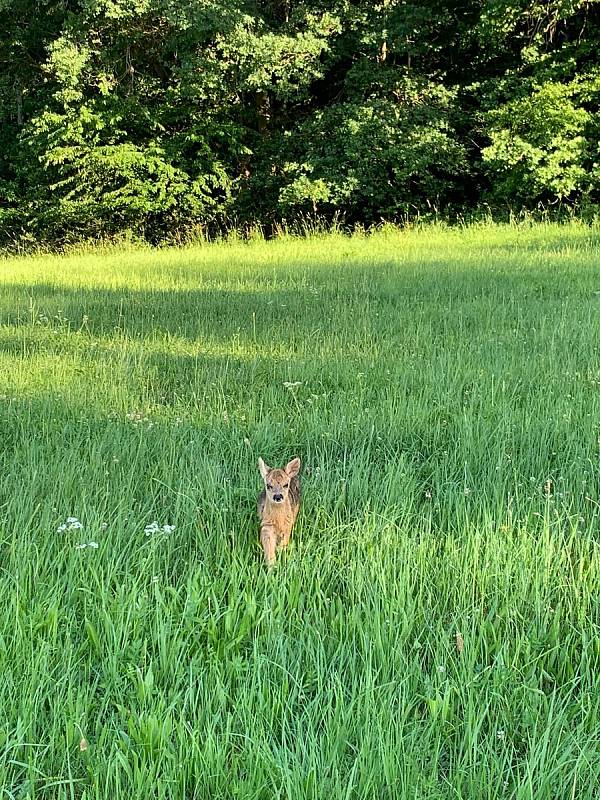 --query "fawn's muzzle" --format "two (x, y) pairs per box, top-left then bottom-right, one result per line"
(273, 493), (283, 502)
